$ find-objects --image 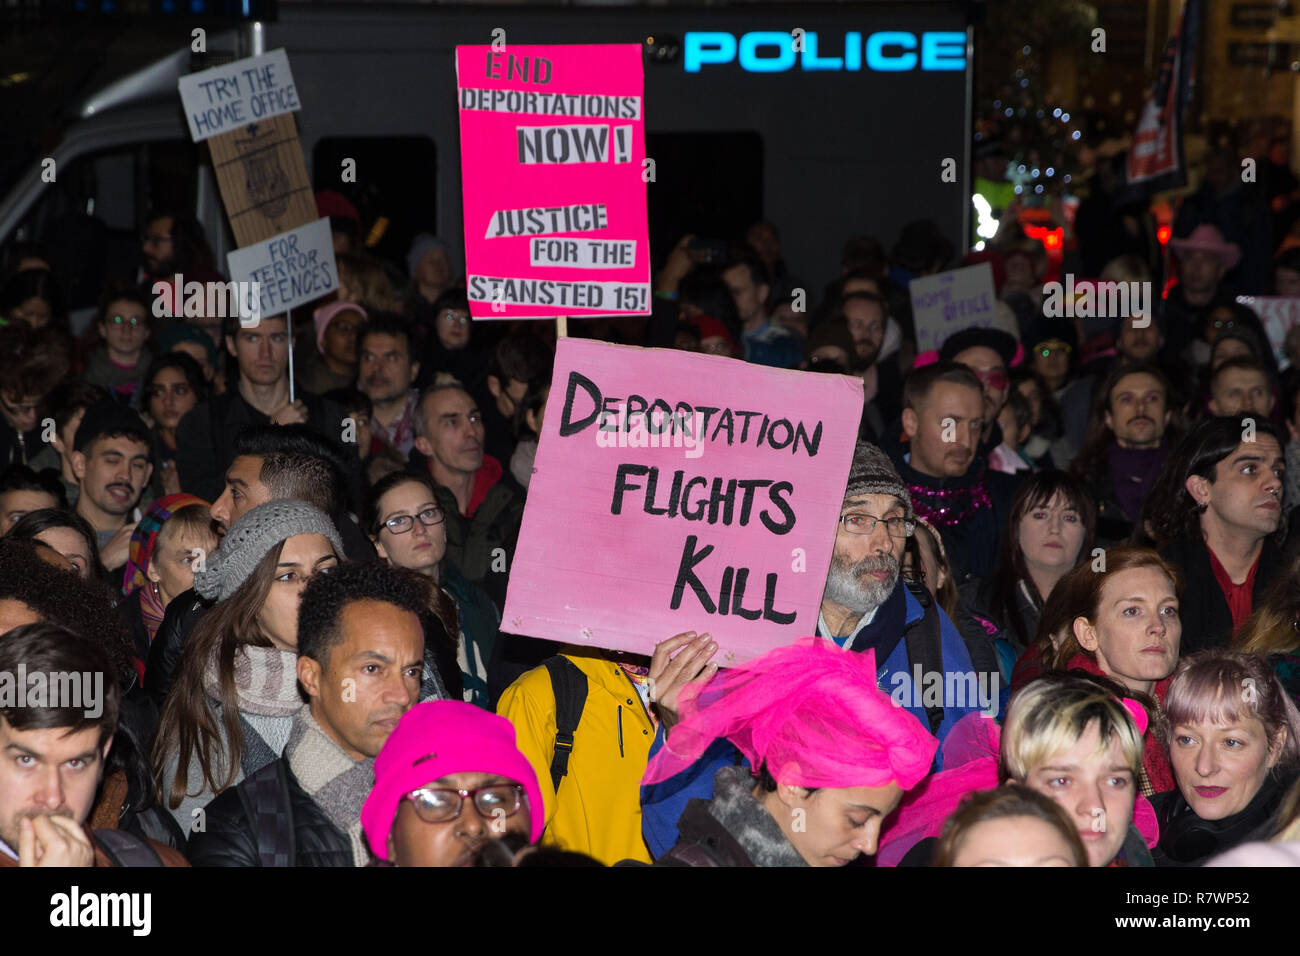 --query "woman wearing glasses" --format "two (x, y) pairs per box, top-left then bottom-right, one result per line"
(84, 289), (154, 404)
(363, 700), (545, 866)
(367, 471), (501, 708)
